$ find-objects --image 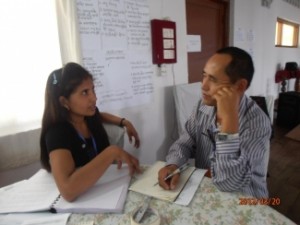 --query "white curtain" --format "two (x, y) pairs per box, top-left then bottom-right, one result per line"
(0, 0), (83, 172)
(55, 0), (82, 64)
(0, 0), (83, 137)
(0, 0), (62, 136)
